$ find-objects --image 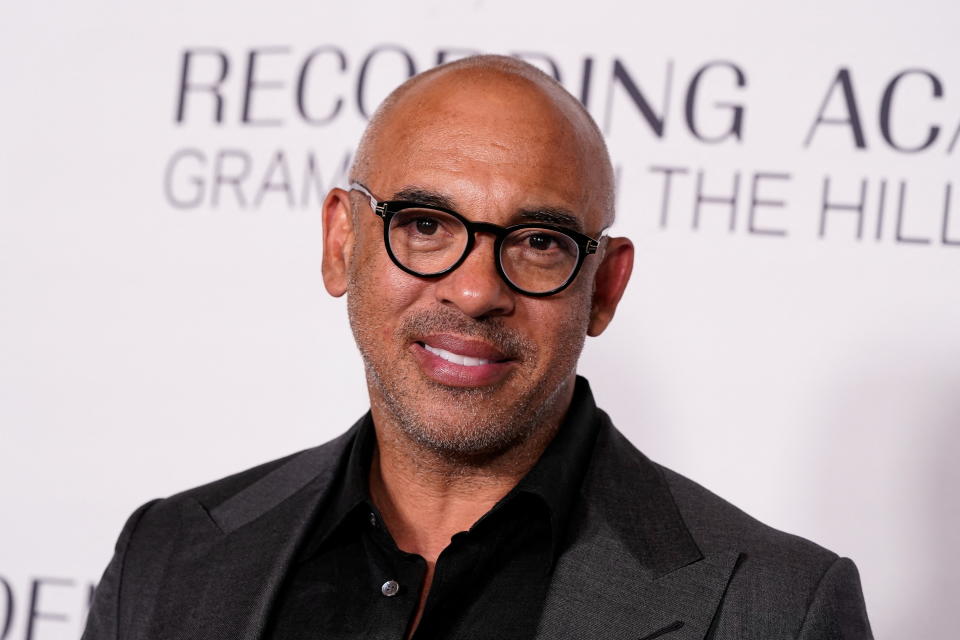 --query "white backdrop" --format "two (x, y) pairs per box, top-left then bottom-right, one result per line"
(2, 1), (958, 638)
